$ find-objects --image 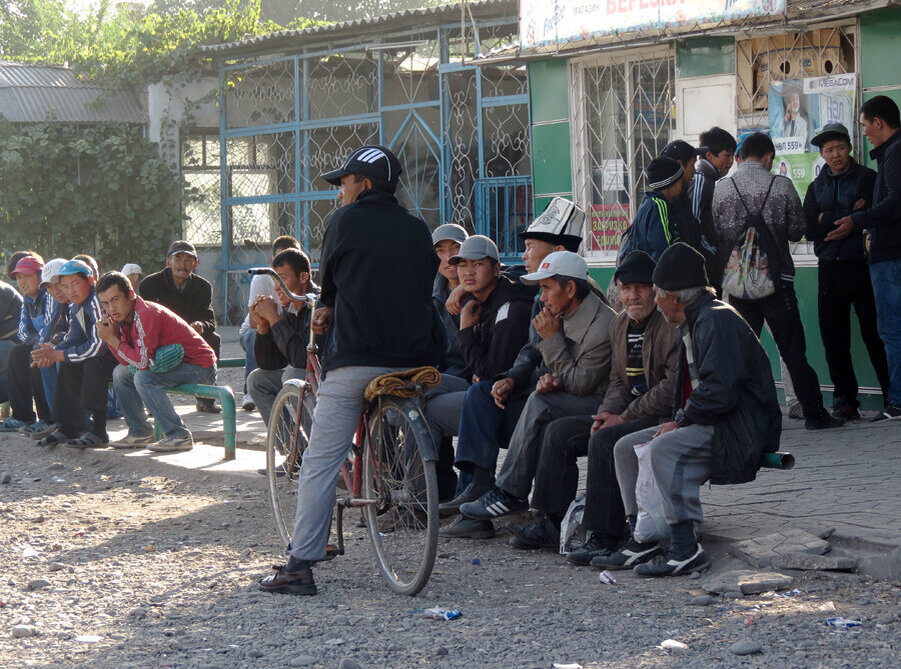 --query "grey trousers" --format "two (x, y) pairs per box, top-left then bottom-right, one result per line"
(422, 373), (470, 441)
(496, 391), (603, 500)
(613, 424), (714, 526)
(289, 365), (399, 561)
(247, 366), (304, 426)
